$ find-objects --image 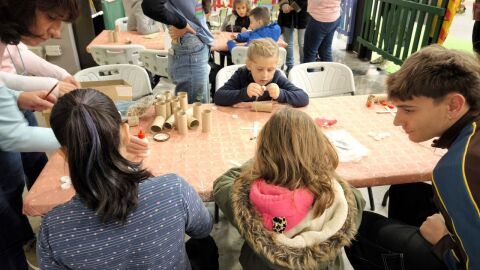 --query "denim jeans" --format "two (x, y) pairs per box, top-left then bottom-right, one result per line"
(168, 33), (211, 103)
(345, 212), (449, 270)
(303, 17), (340, 62)
(282, 27), (305, 68)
